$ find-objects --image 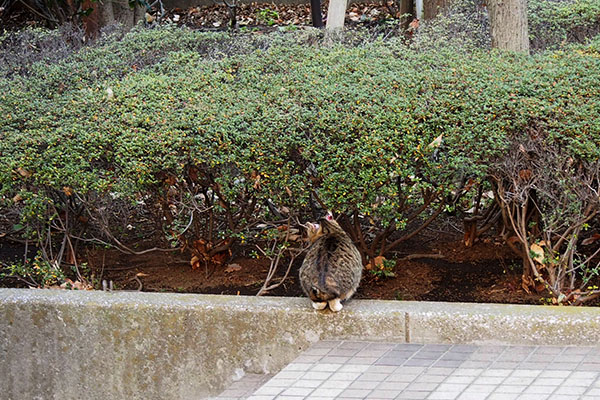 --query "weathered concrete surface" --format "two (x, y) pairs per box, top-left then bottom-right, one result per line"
(1, 289), (600, 400)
